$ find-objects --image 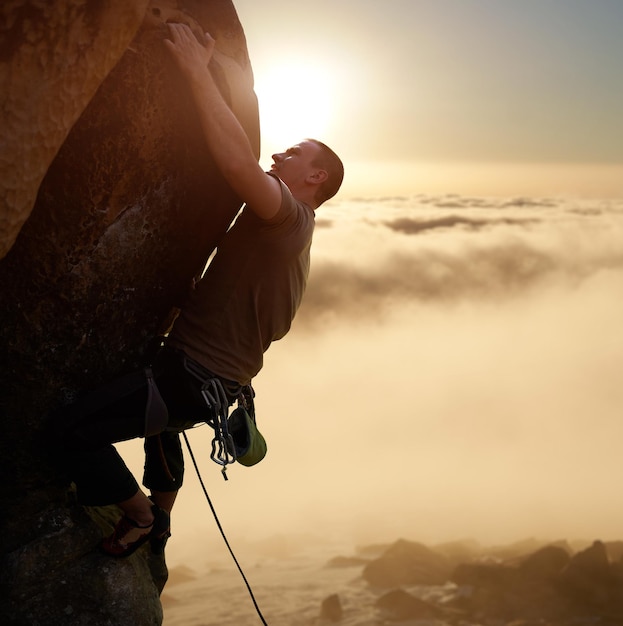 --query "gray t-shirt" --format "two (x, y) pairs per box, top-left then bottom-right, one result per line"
(167, 177), (315, 384)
